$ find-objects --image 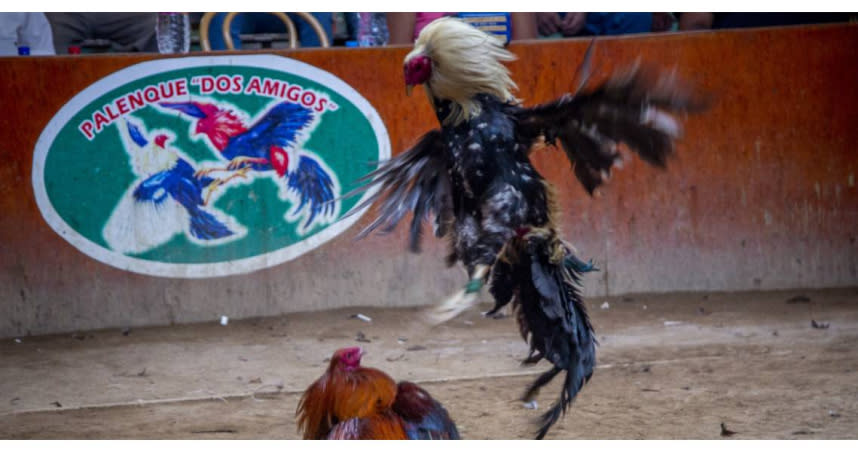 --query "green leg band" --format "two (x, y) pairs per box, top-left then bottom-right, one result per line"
(465, 278), (483, 294)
